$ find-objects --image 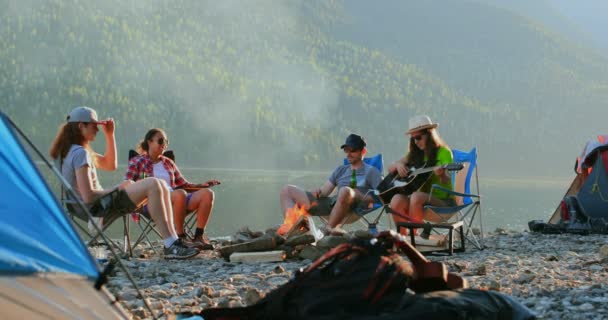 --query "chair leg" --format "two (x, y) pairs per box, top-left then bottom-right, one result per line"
(123, 216), (132, 258)
(448, 227), (454, 255)
(460, 225), (466, 252)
